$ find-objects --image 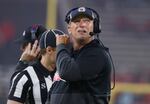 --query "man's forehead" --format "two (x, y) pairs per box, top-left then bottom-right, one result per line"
(71, 14), (93, 21)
